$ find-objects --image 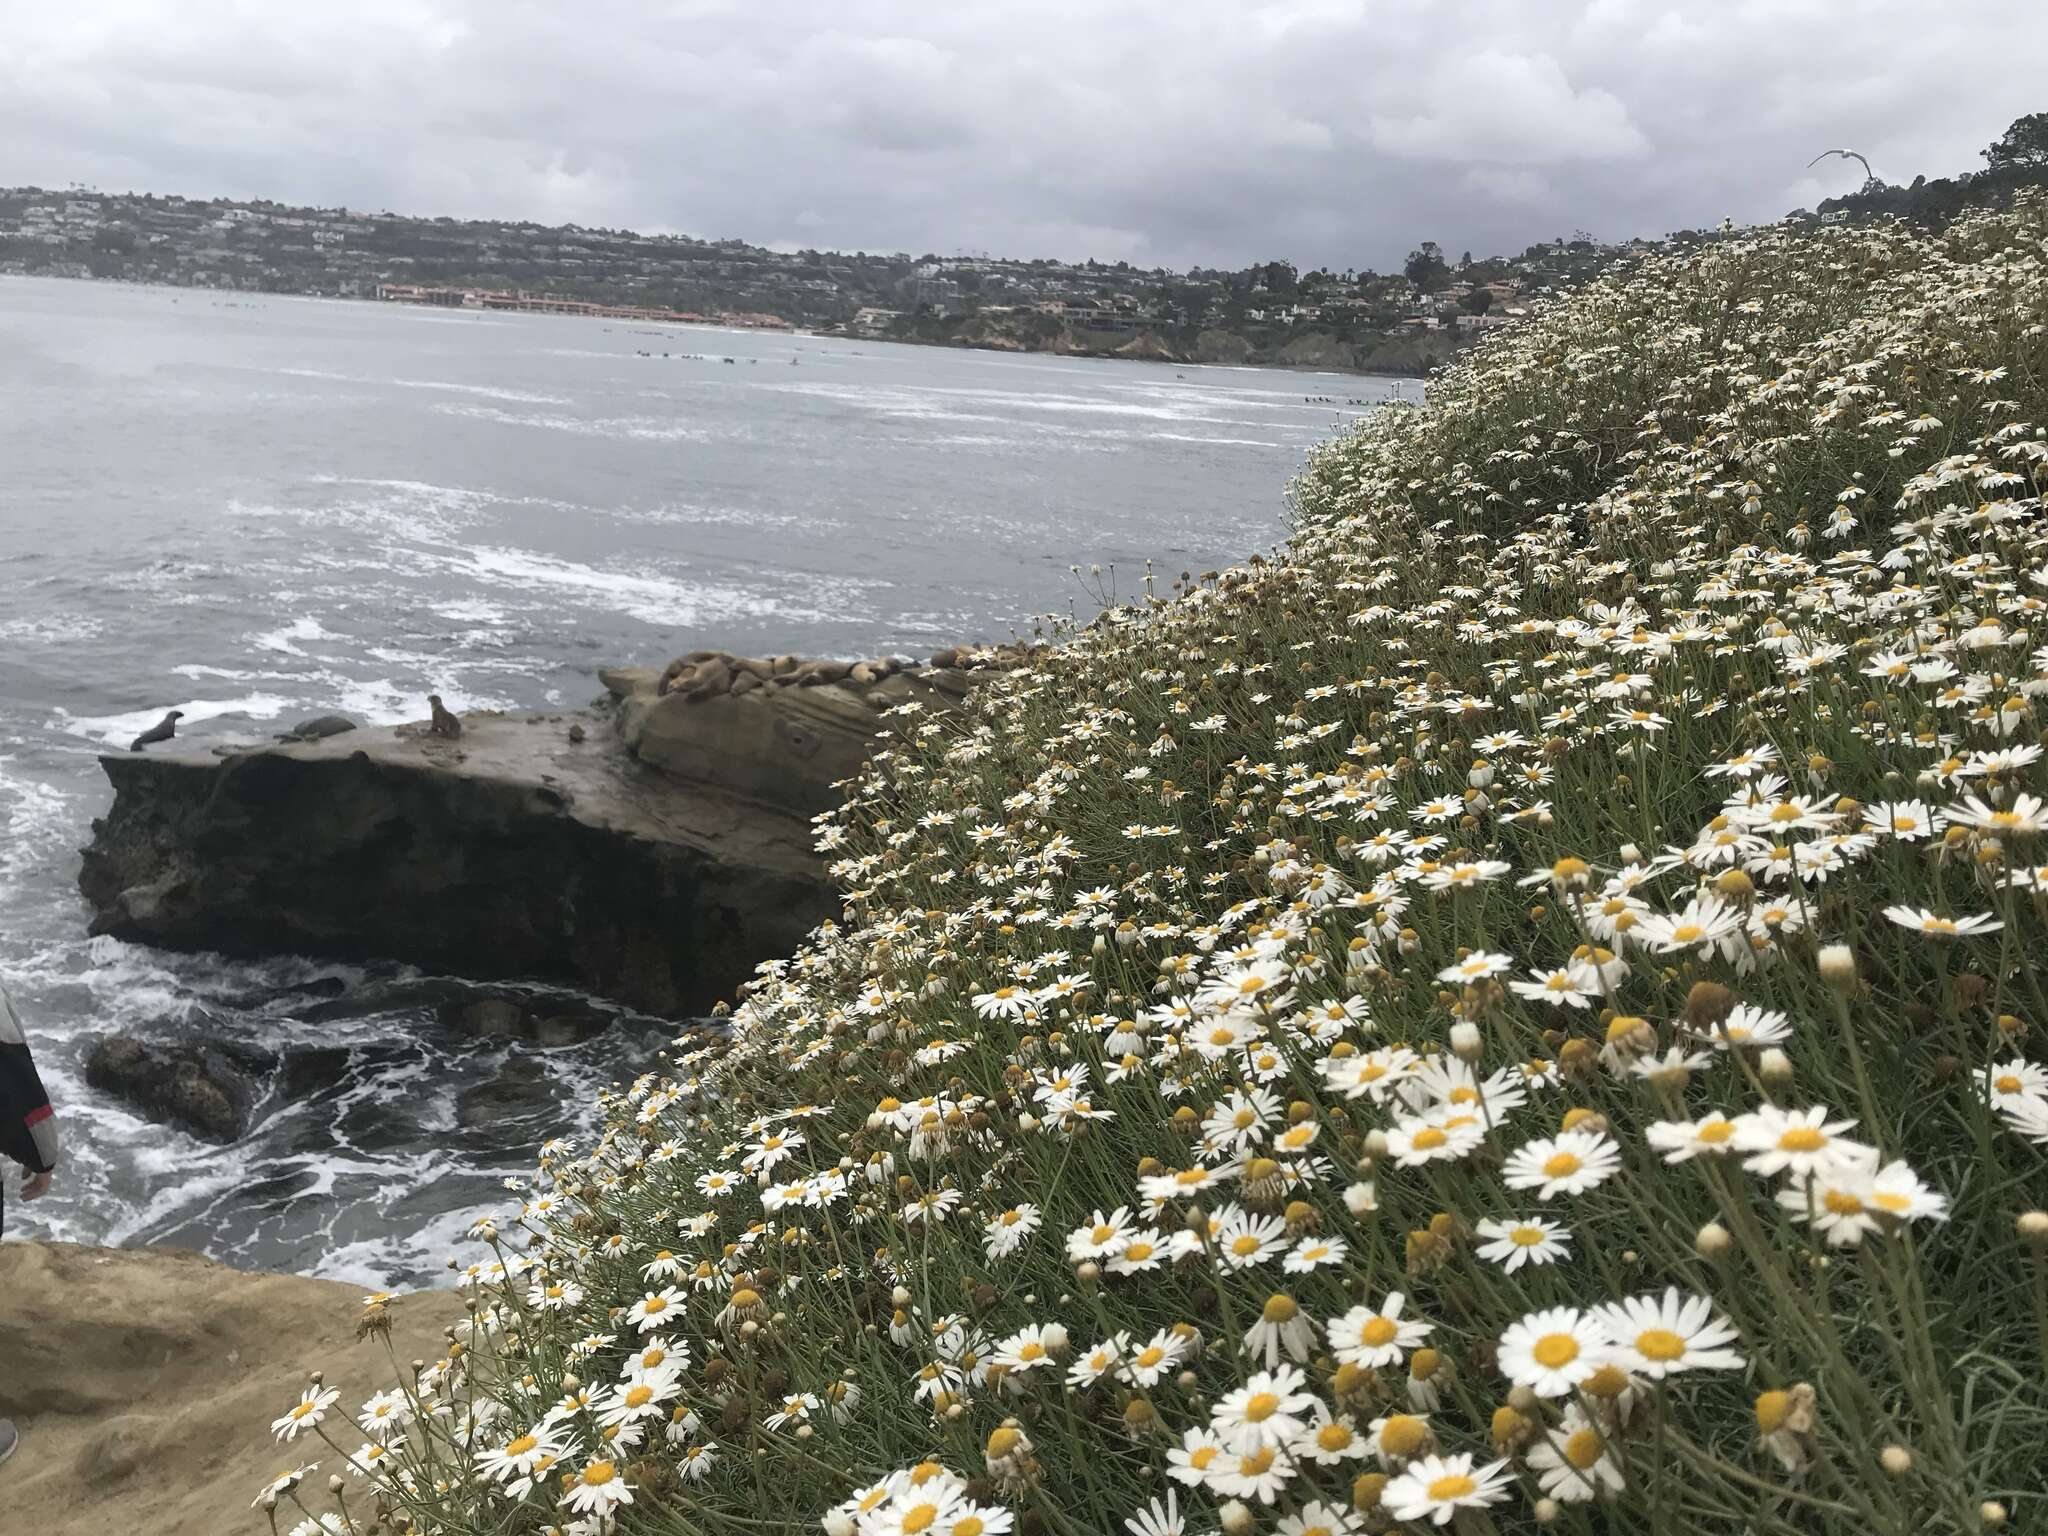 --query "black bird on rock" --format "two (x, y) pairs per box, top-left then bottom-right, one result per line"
(128, 710), (184, 752)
